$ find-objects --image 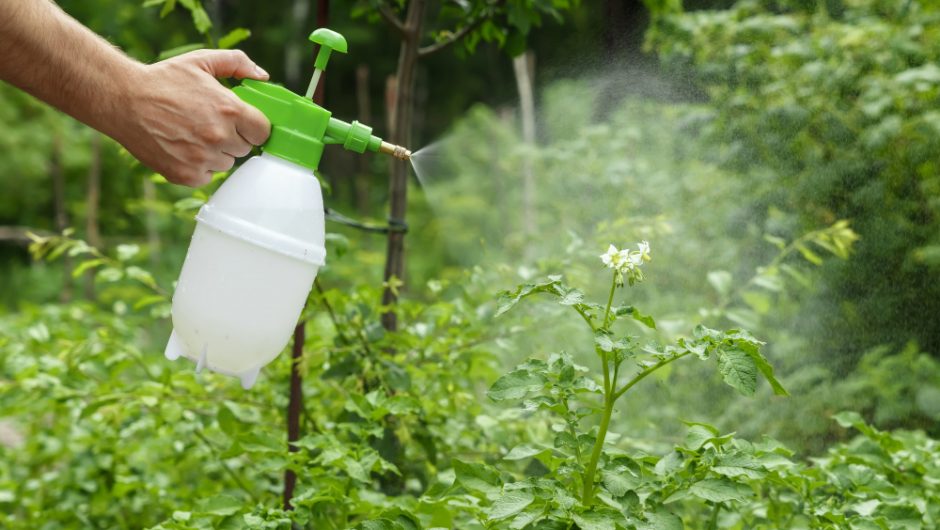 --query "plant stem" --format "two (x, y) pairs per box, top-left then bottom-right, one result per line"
(600, 274), (616, 394)
(614, 352), (692, 400)
(573, 305), (596, 331)
(708, 502), (721, 529)
(581, 273), (621, 503)
(581, 392), (614, 505)
(194, 429), (257, 501)
(603, 274), (617, 328)
(582, 351), (694, 505)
